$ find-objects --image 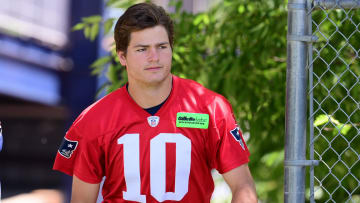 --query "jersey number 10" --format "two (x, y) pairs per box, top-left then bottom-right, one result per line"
(118, 133), (191, 202)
